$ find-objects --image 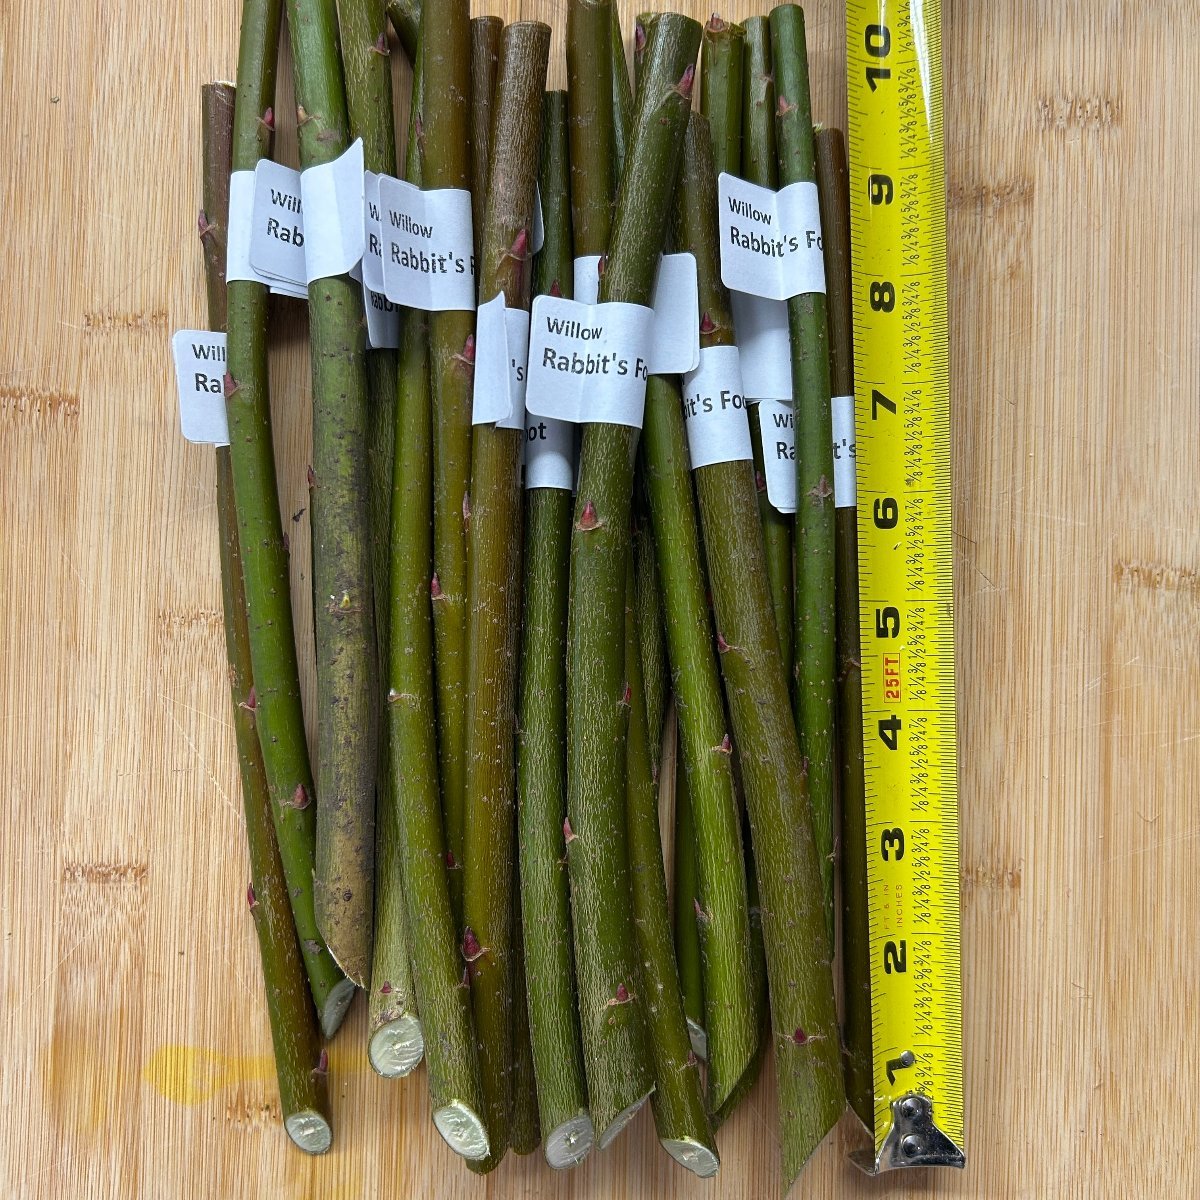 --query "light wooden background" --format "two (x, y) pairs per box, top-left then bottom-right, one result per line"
(2, 1), (1197, 1196)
